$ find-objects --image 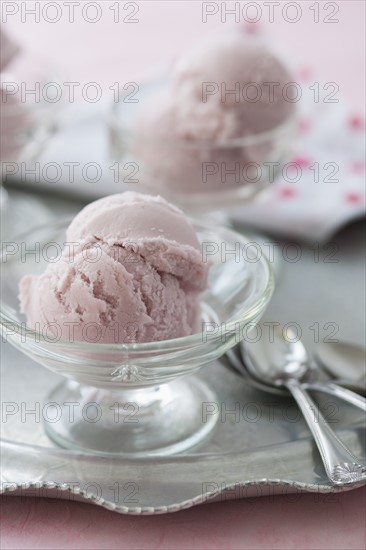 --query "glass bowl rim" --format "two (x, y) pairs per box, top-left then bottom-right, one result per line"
(0, 218), (275, 353)
(109, 74), (297, 149)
